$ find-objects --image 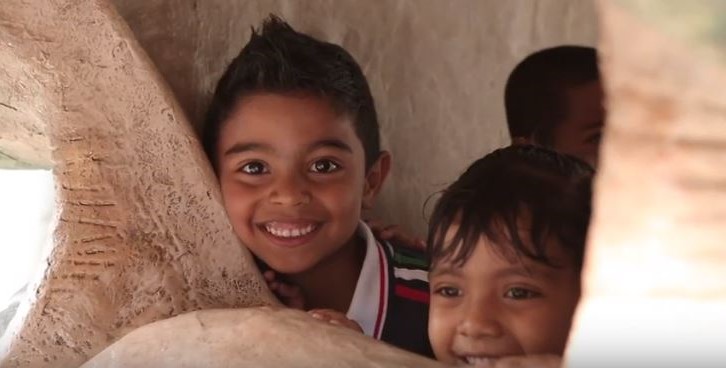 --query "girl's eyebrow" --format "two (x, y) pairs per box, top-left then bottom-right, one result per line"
(224, 142), (273, 156)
